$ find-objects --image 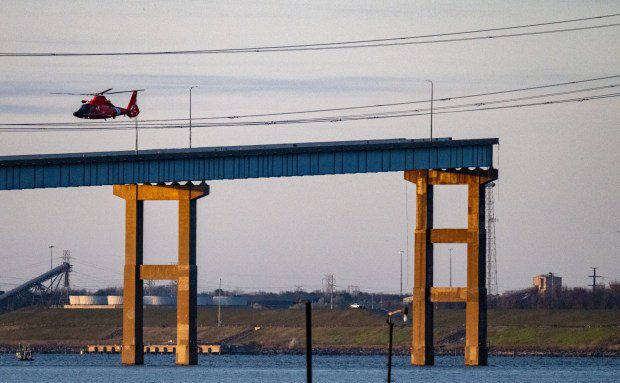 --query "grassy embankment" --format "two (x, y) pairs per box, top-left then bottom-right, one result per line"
(0, 307), (617, 354)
